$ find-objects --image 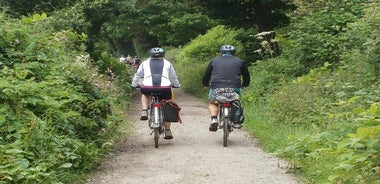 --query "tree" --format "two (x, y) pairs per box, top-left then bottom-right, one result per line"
(195, 0), (295, 31)
(2, 0), (77, 17)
